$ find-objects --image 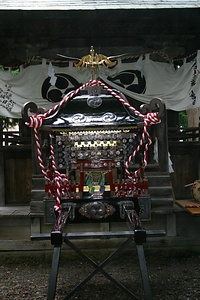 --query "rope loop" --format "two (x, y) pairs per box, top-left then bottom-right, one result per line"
(124, 111), (161, 180)
(26, 114), (45, 129)
(145, 112), (161, 125)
